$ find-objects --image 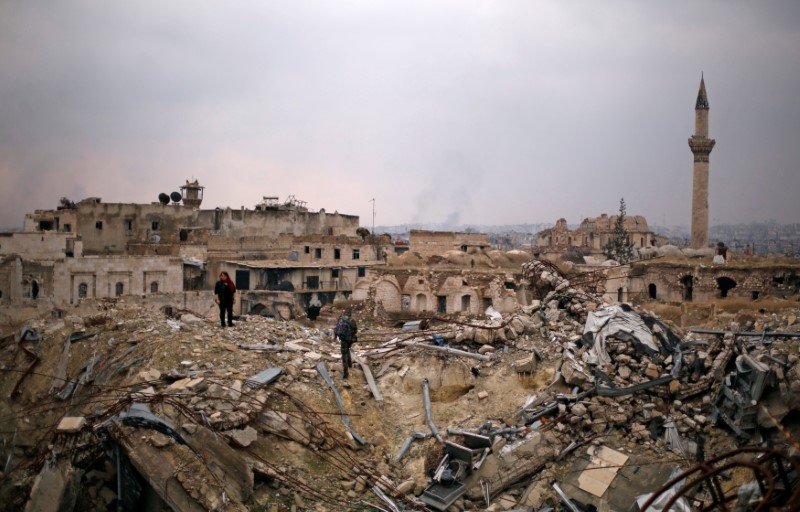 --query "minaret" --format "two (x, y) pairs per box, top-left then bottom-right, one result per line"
(688, 75), (716, 249)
